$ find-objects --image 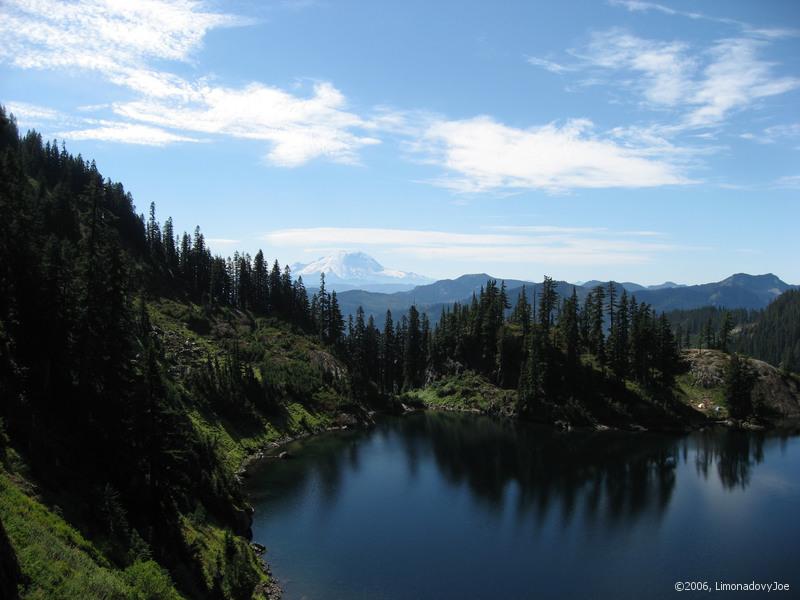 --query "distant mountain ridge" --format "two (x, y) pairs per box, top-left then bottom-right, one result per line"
(632, 273), (793, 312)
(577, 280), (687, 292)
(332, 272), (796, 327)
